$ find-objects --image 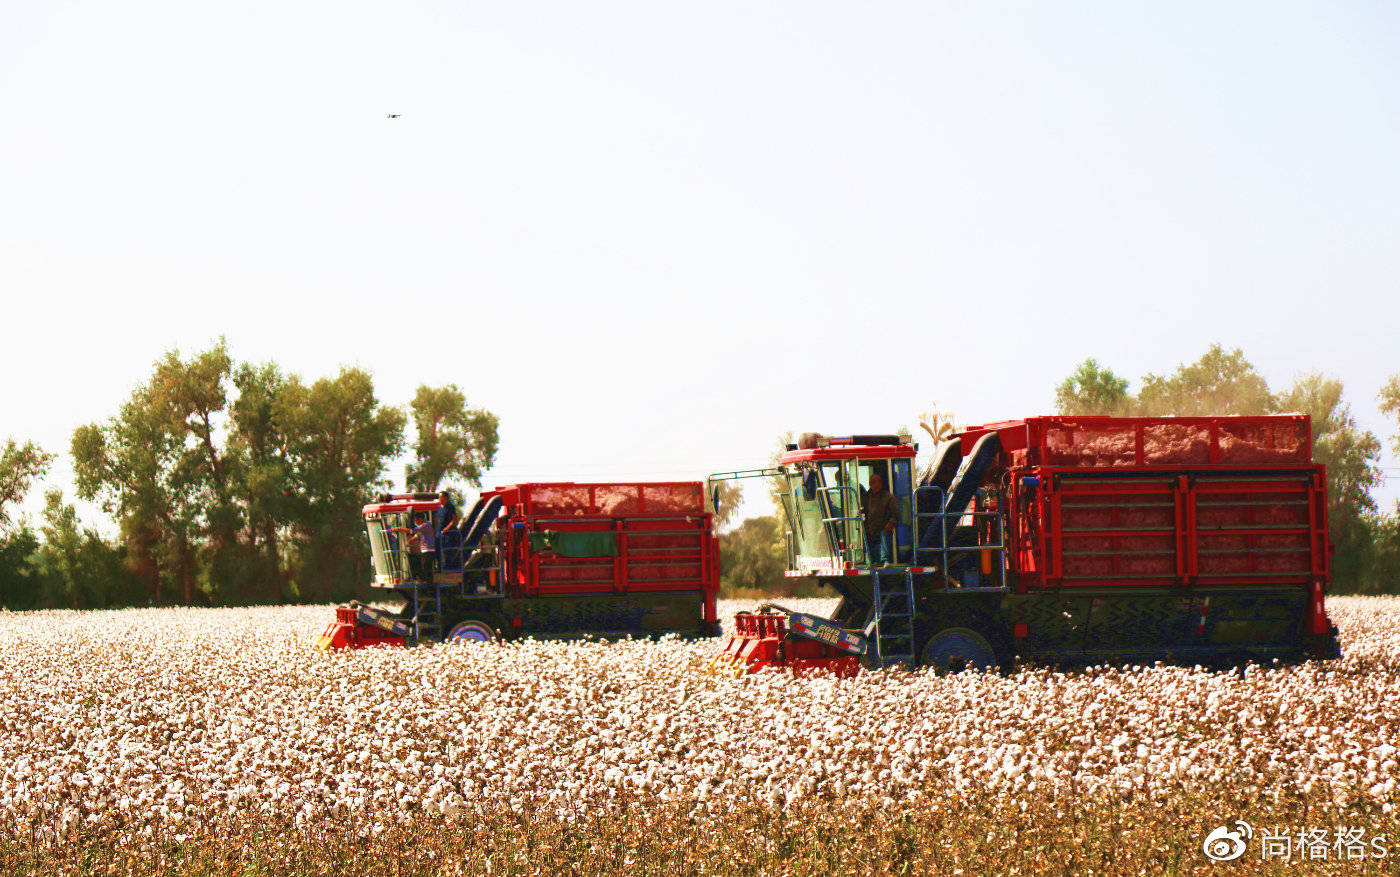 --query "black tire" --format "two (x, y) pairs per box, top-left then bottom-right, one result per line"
(920, 626), (1001, 673)
(1210, 649), (1257, 676)
(1305, 627), (1343, 661)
